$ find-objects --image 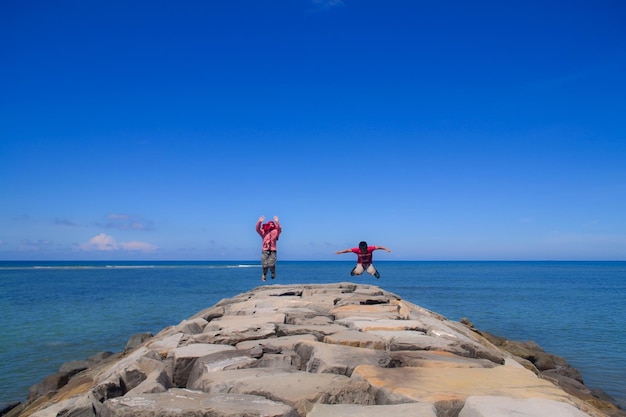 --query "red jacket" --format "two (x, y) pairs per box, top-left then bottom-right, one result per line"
(256, 221), (282, 251)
